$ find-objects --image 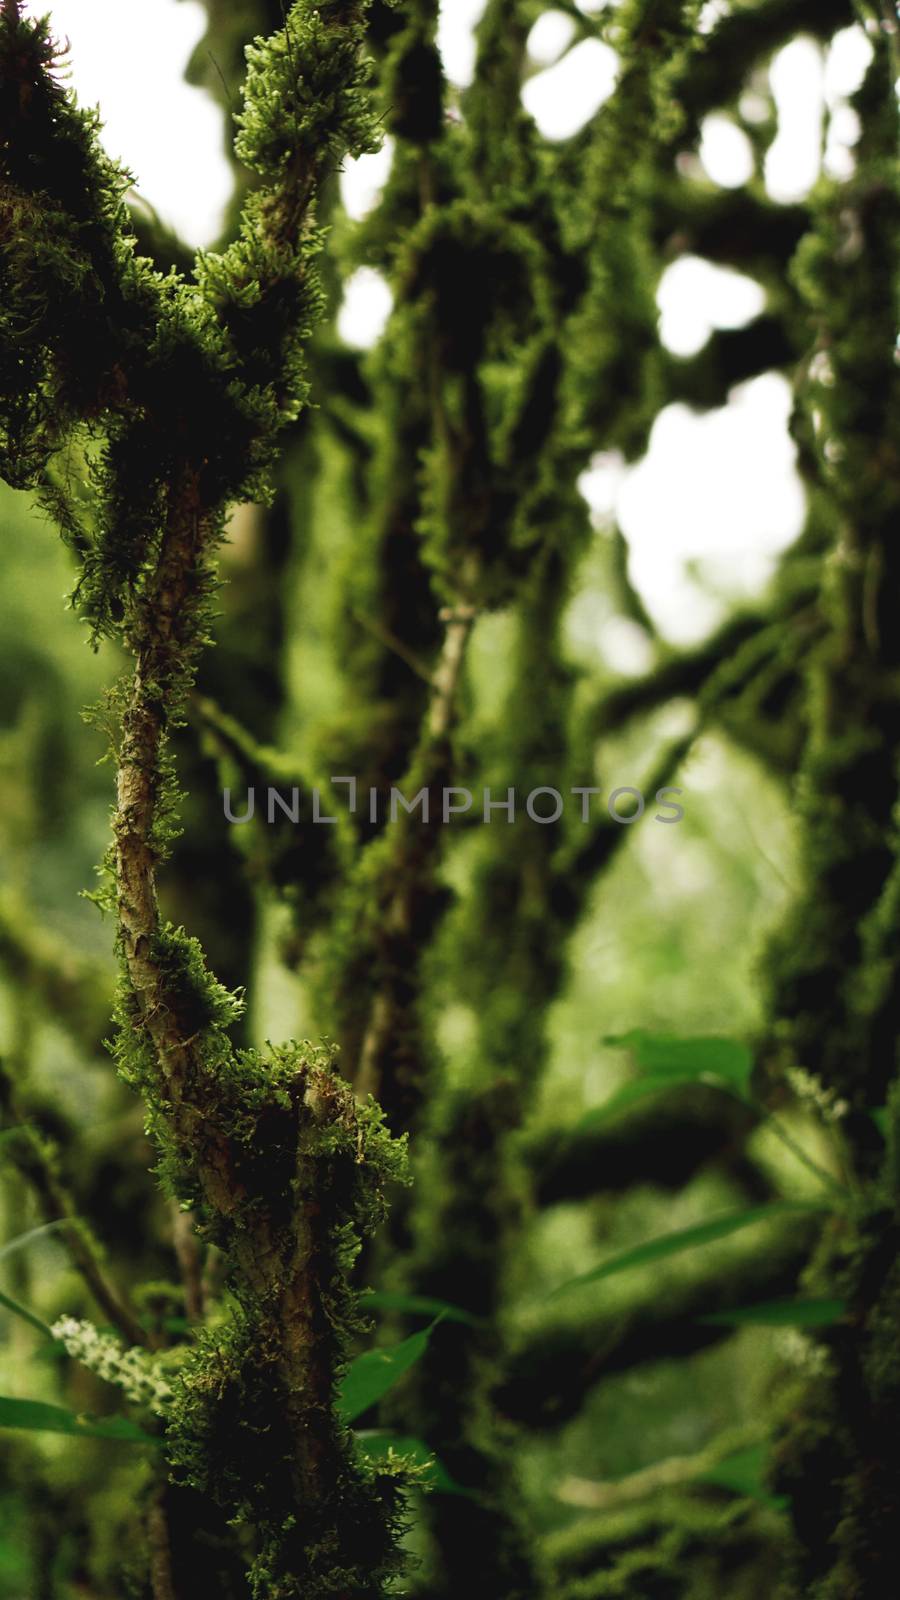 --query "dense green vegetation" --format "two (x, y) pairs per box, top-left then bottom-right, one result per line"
(0, 0), (897, 1594)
